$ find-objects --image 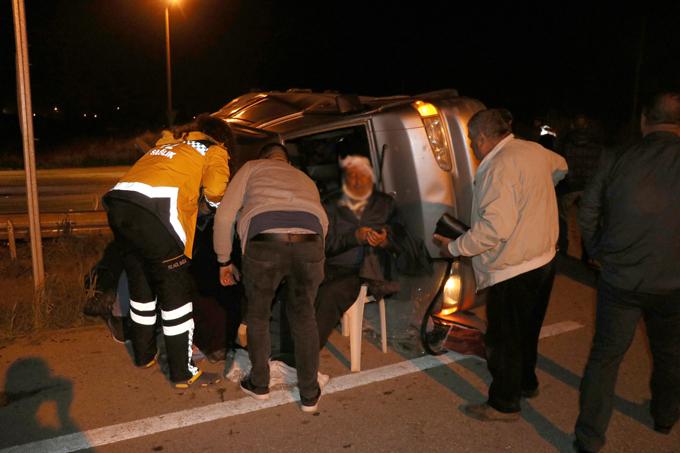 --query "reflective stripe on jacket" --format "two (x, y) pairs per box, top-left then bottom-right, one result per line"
(106, 131), (230, 258)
